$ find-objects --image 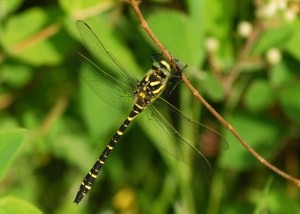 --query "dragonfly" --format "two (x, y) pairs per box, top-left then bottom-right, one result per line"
(73, 20), (226, 204)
